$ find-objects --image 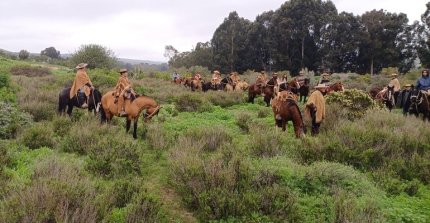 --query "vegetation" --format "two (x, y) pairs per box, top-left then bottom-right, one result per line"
(167, 1), (430, 75)
(0, 56), (429, 222)
(71, 44), (118, 69)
